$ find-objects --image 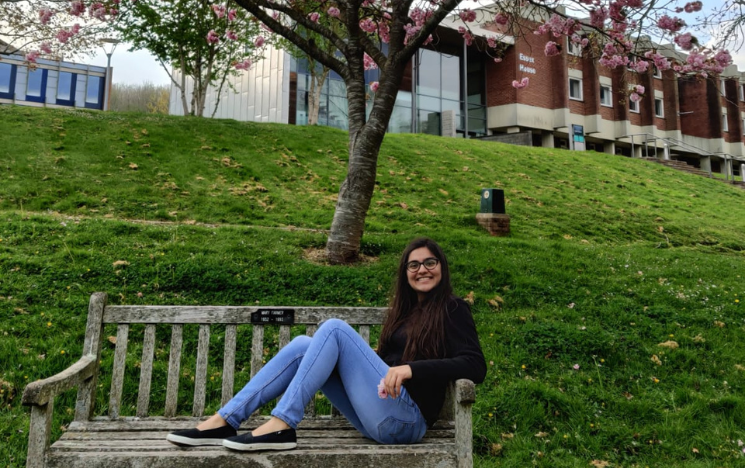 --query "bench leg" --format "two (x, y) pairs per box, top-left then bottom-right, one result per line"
(455, 400), (473, 468)
(27, 401), (53, 468)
